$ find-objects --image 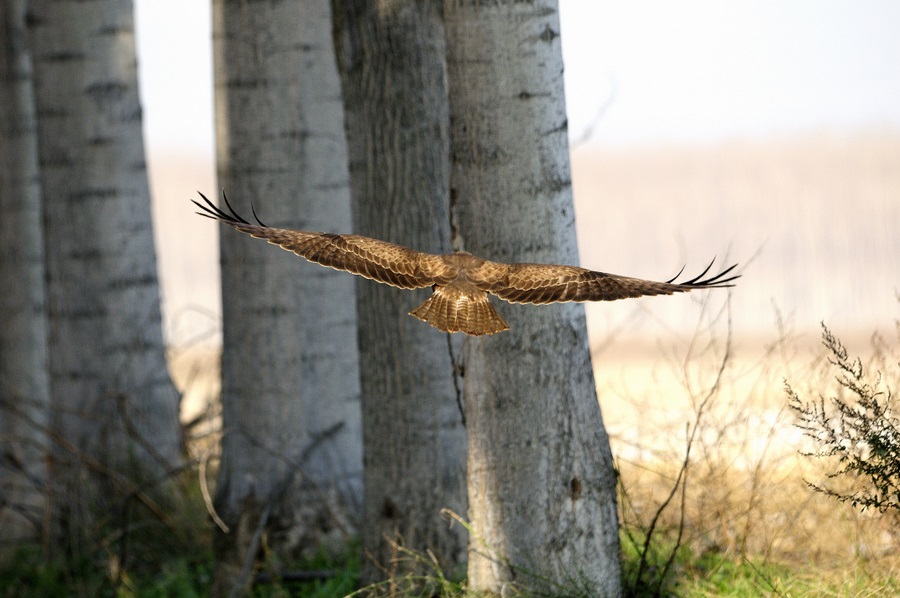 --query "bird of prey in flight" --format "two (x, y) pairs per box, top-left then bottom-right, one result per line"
(194, 192), (739, 336)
